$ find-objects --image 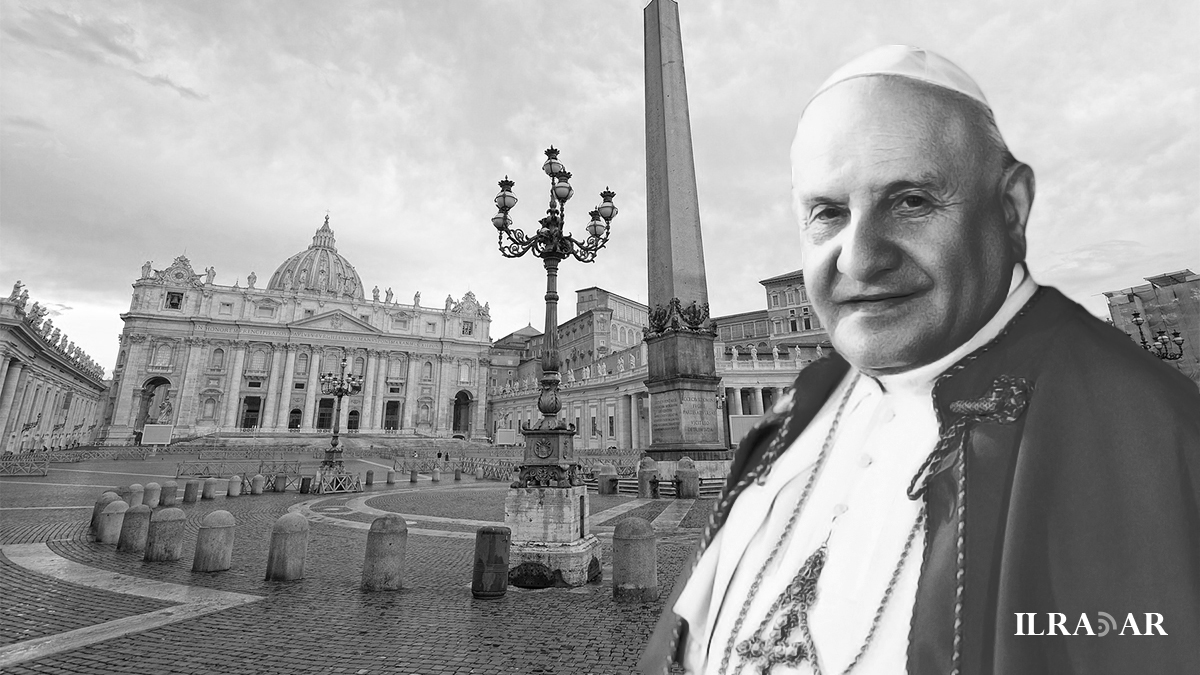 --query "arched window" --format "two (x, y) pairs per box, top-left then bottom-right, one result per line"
(459, 362), (470, 383)
(297, 352), (309, 374)
(210, 348), (225, 368)
(153, 343), (171, 366)
(117, 350), (127, 367)
(422, 361), (433, 381)
(202, 398), (216, 419)
(389, 356), (405, 378)
(354, 356), (365, 376)
(249, 349), (267, 371)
